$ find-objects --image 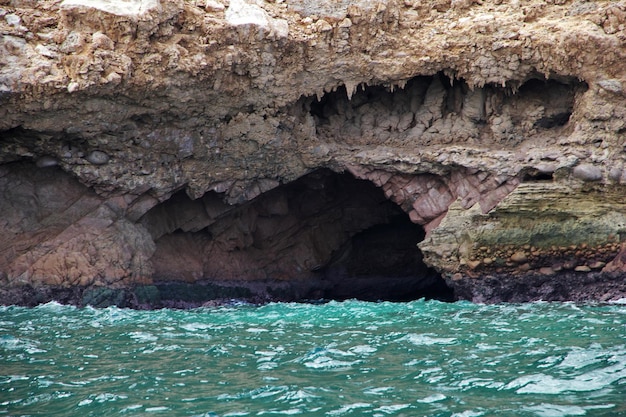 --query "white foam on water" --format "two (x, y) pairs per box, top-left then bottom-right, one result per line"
(246, 385), (289, 400)
(326, 348), (354, 357)
(77, 398), (92, 406)
(36, 301), (72, 312)
(145, 406), (170, 412)
(0, 335), (46, 354)
(180, 322), (212, 332)
(172, 368), (195, 374)
(120, 404), (143, 413)
(246, 327), (269, 333)
(450, 411), (485, 417)
(103, 393), (126, 401)
(2, 375), (29, 383)
(457, 377), (504, 389)
(257, 362), (278, 370)
(363, 386), (394, 395)
(373, 403), (410, 414)
(277, 389), (319, 402)
(257, 408), (301, 415)
(403, 333), (456, 346)
(558, 348), (605, 370)
(327, 402), (371, 416)
(304, 355), (359, 370)
(523, 403), (588, 417)
(417, 393), (447, 403)
(414, 367), (443, 378)
(508, 361), (626, 394)
(128, 331), (158, 342)
(349, 345), (377, 355)
(142, 344), (183, 354)
(255, 346), (285, 356)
